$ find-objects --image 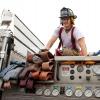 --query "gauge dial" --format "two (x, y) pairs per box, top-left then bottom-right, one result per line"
(44, 89), (51, 96)
(35, 88), (43, 95)
(94, 89), (100, 97)
(75, 89), (83, 97)
(65, 89), (73, 96)
(92, 65), (100, 75)
(52, 89), (59, 96)
(84, 89), (92, 97)
(77, 65), (84, 72)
